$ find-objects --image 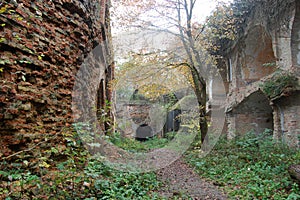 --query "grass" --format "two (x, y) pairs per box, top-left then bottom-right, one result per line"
(185, 130), (300, 199)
